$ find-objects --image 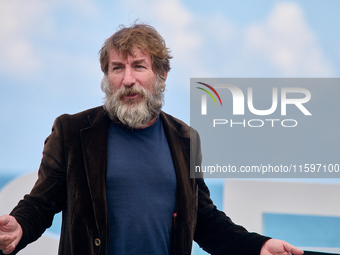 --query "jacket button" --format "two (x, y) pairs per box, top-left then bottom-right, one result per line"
(94, 238), (101, 246)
